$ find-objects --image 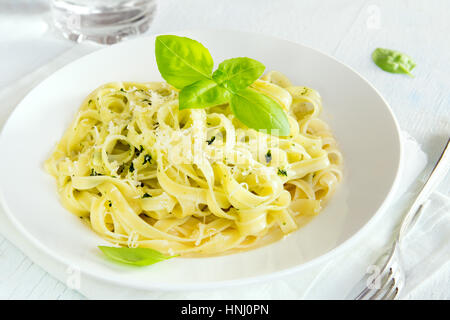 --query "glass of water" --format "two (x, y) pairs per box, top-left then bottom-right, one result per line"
(51, 0), (157, 44)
